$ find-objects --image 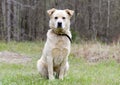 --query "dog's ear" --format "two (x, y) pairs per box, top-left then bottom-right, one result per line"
(47, 8), (56, 16)
(65, 9), (74, 18)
